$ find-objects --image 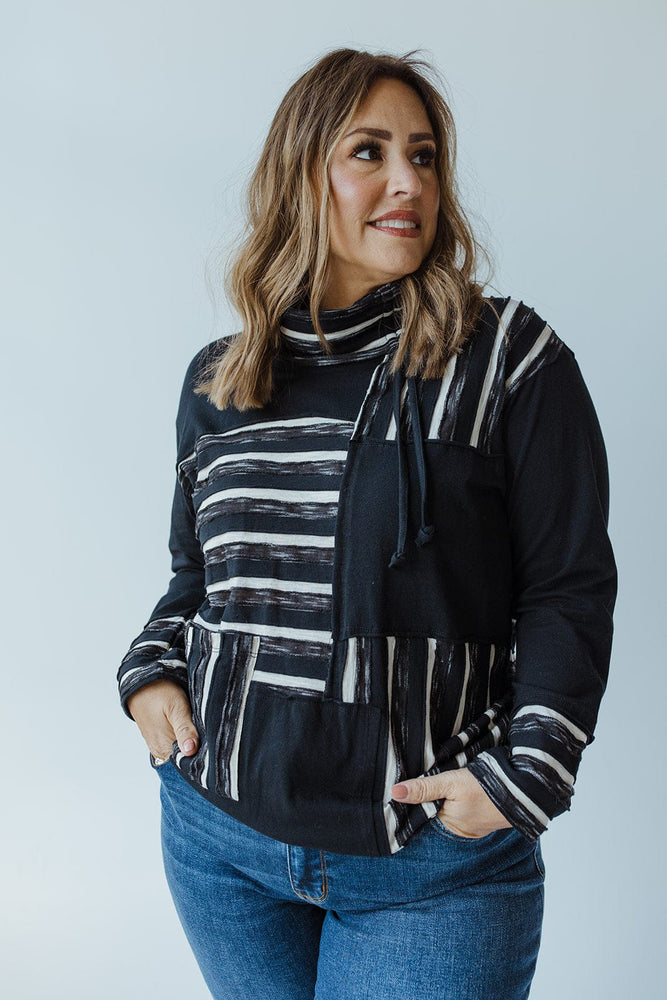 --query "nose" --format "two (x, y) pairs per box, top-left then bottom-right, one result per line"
(386, 154), (422, 199)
